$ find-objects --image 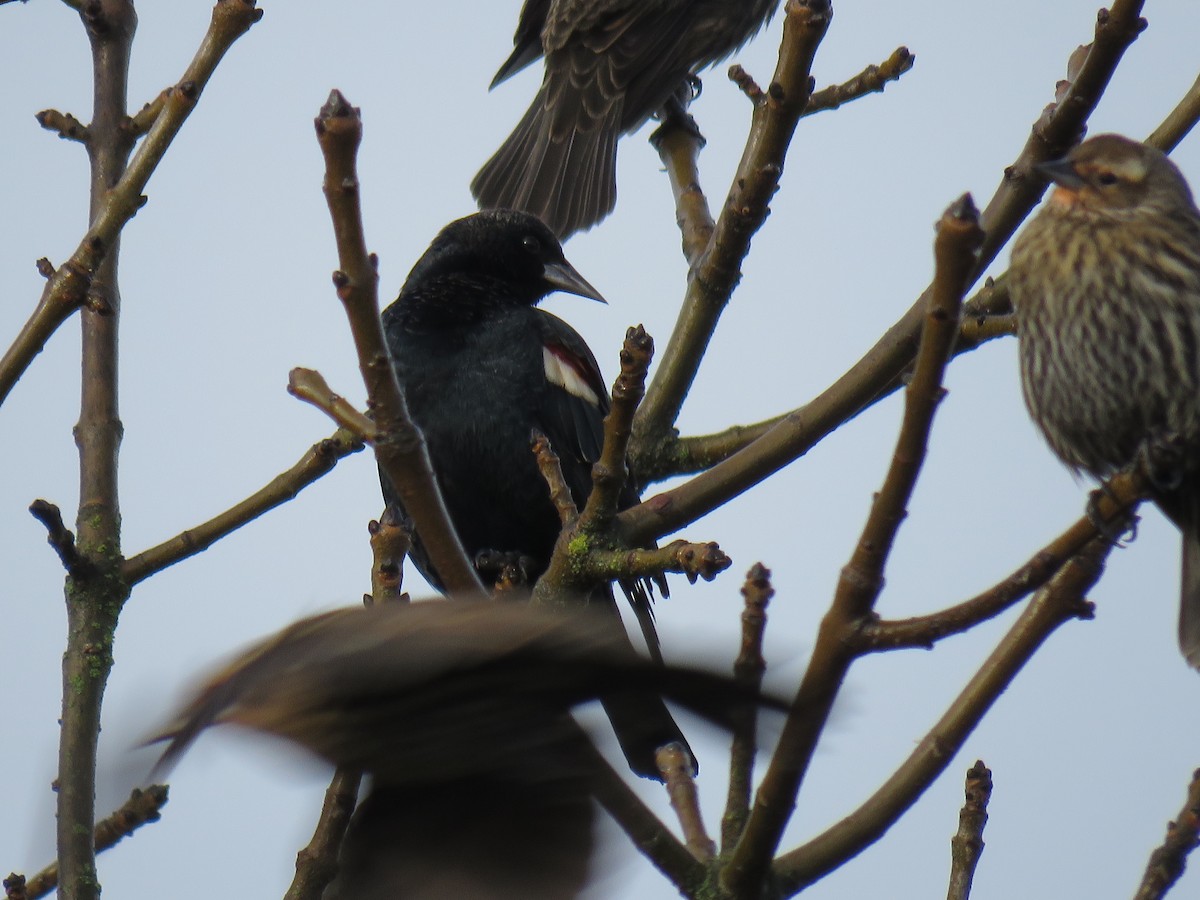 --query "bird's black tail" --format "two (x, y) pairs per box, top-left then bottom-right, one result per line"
(471, 84), (621, 239)
(591, 583), (693, 779)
